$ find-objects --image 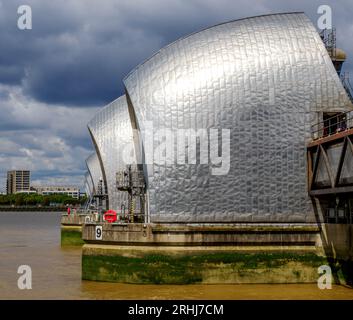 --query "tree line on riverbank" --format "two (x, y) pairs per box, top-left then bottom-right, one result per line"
(0, 193), (86, 207)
